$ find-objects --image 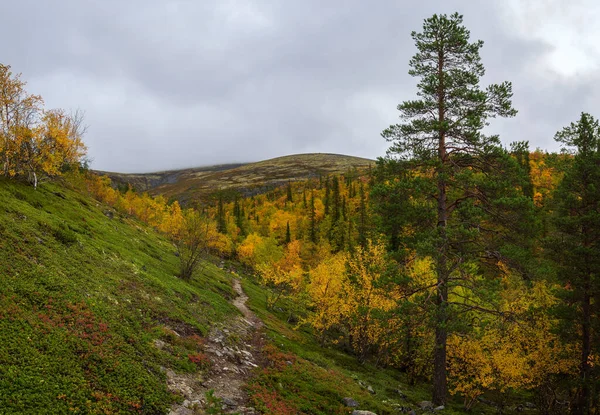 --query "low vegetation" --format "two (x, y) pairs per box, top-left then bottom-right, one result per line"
(0, 176), (238, 413)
